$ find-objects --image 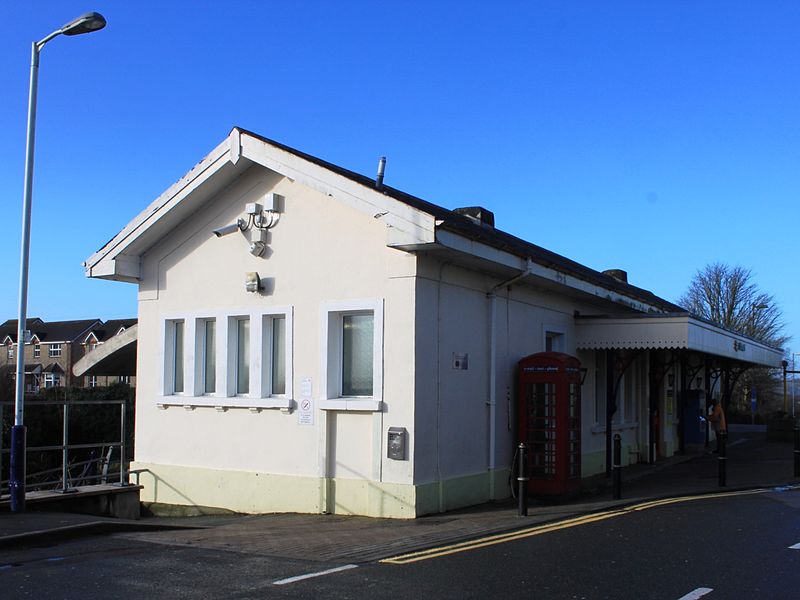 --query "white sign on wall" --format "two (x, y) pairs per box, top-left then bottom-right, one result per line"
(298, 377), (314, 425)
